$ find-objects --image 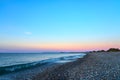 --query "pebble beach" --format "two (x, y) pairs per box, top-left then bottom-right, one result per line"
(32, 52), (120, 80)
(1, 52), (120, 80)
